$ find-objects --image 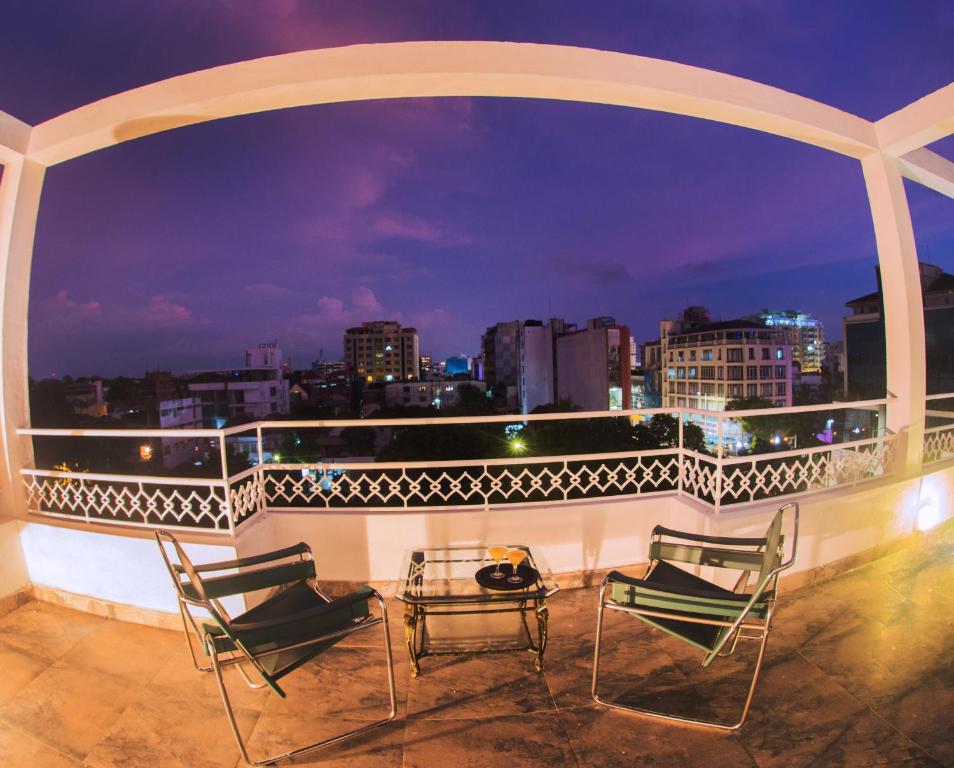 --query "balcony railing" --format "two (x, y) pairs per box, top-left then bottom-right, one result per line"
(16, 398), (906, 534)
